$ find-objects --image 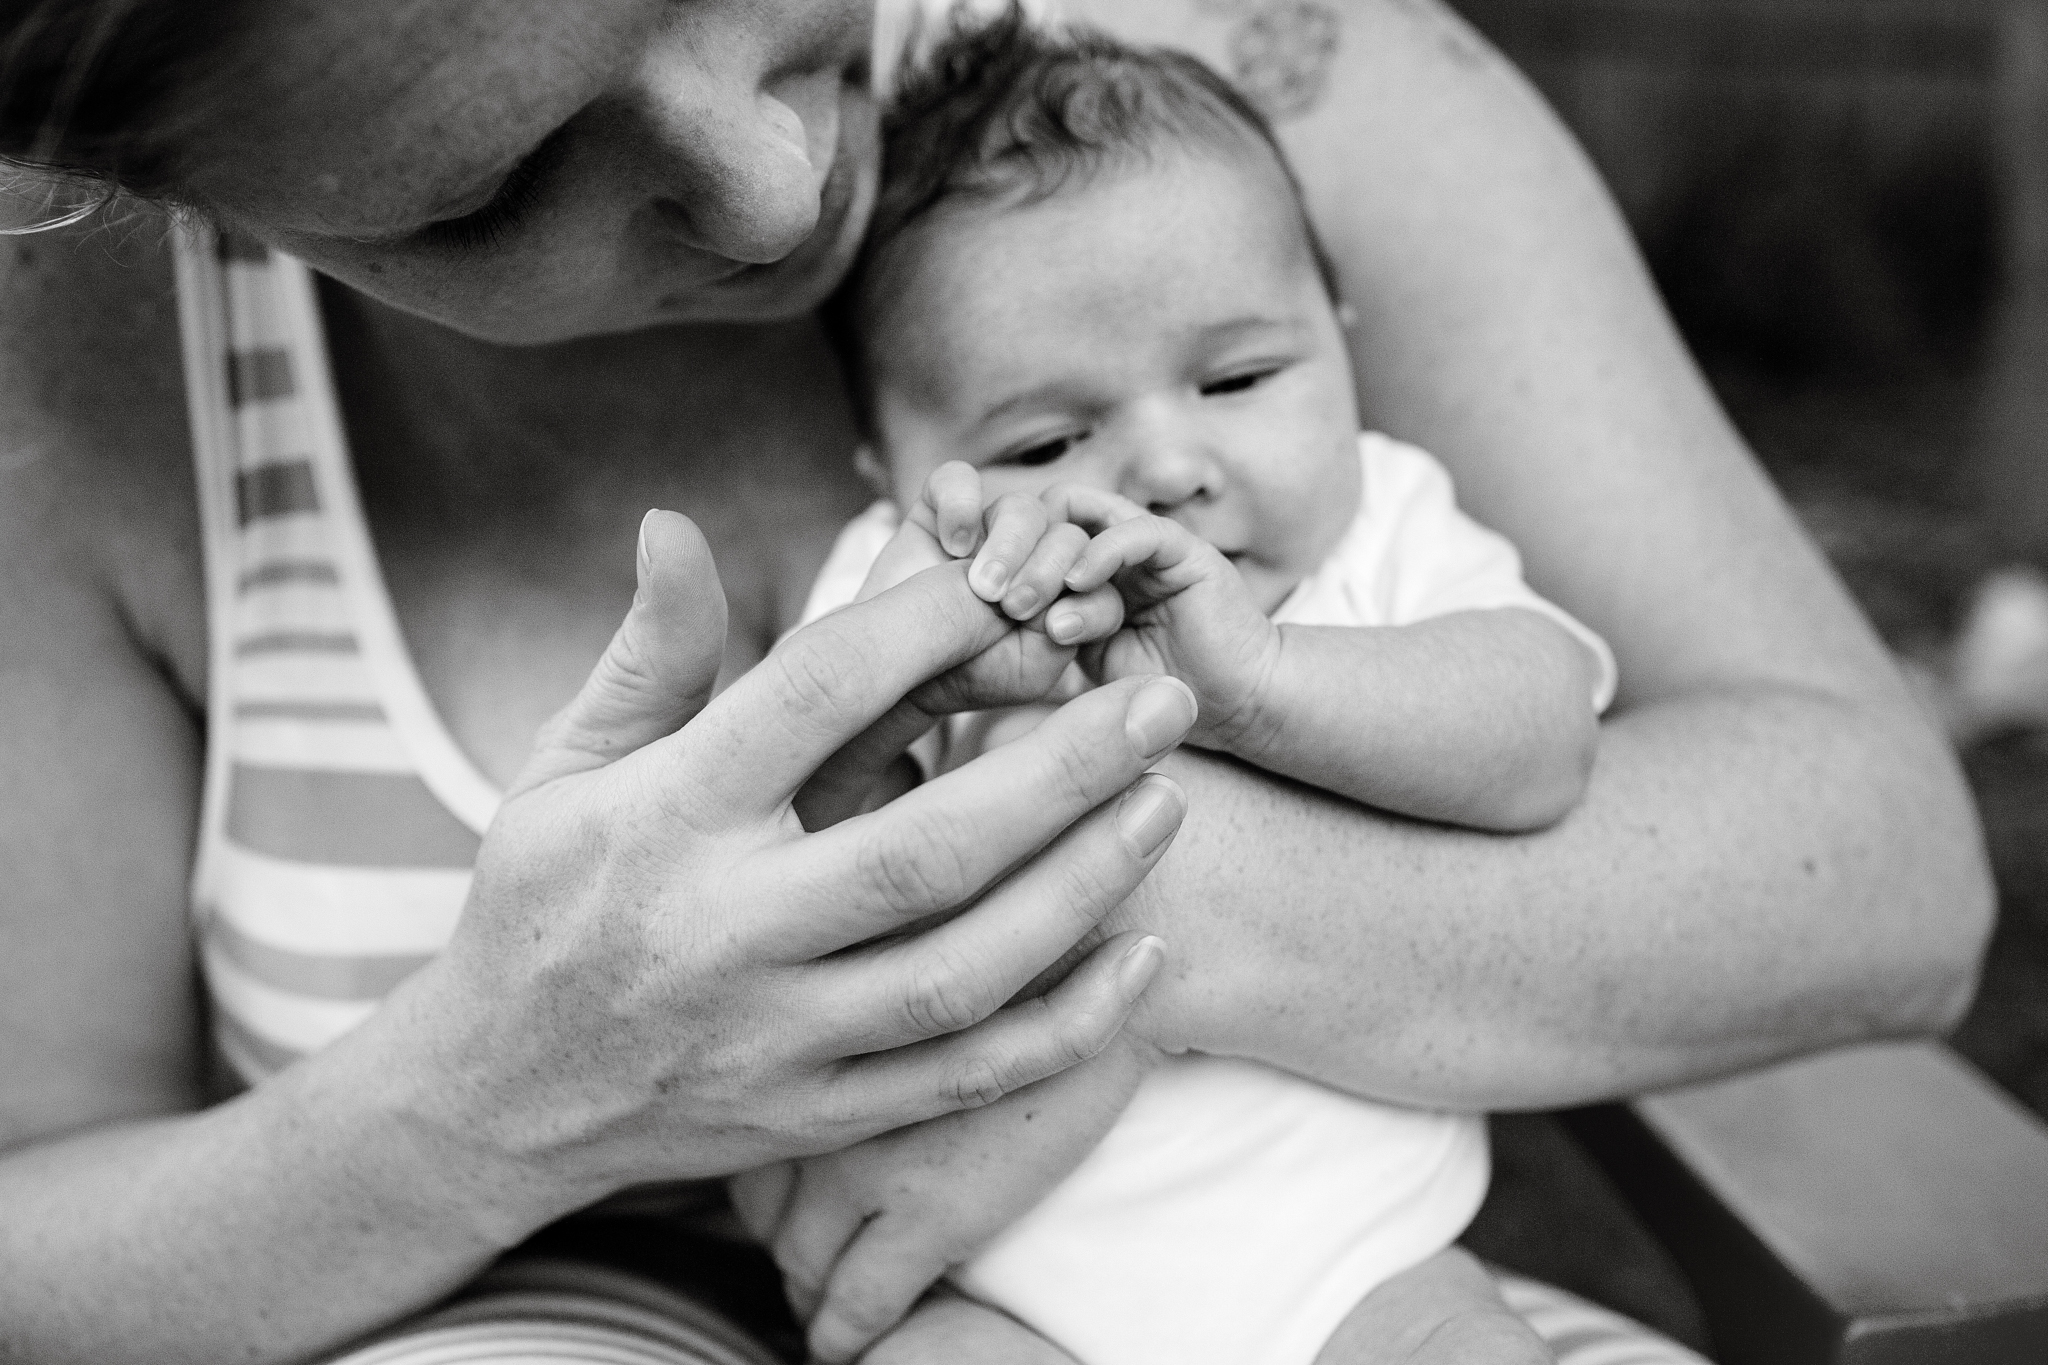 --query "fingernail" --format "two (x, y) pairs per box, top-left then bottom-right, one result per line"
(1048, 609), (1084, 644)
(637, 510), (656, 577)
(1116, 775), (1186, 858)
(1117, 935), (1168, 997)
(1004, 585), (1041, 618)
(1124, 678), (1197, 759)
(970, 557), (1010, 599)
(945, 528), (977, 558)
